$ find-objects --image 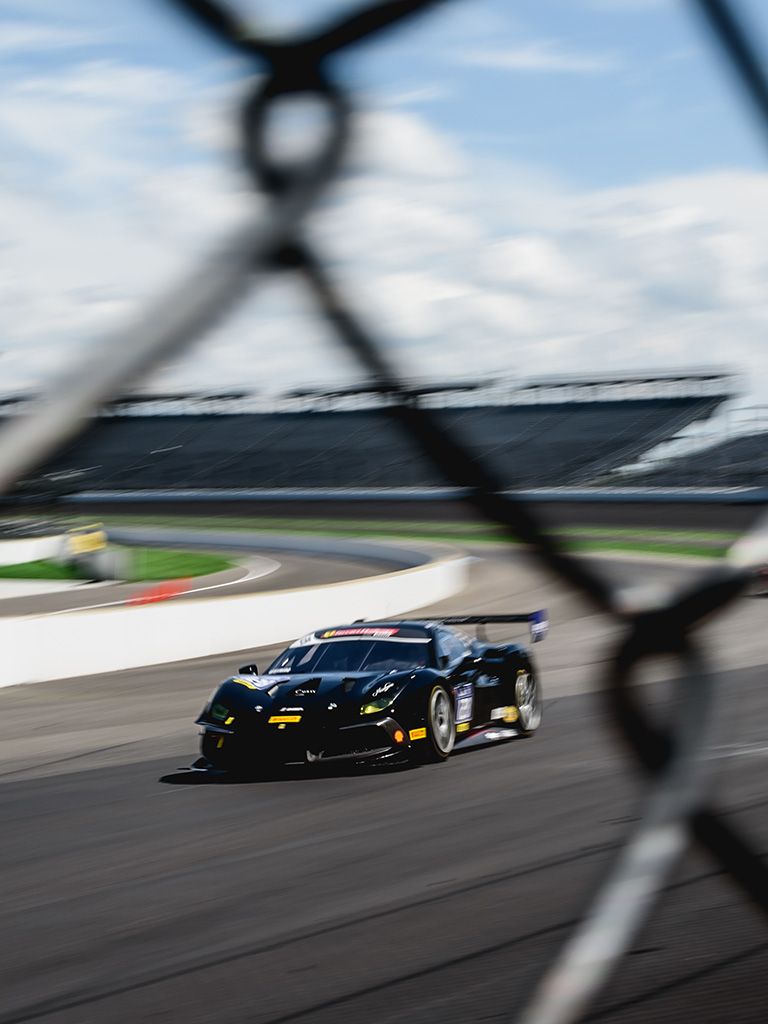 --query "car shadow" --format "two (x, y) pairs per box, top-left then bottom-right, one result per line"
(158, 759), (413, 785)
